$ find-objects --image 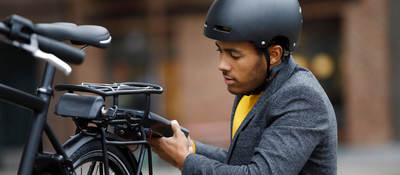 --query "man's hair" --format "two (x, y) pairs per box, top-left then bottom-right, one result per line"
(253, 36), (290, 62)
